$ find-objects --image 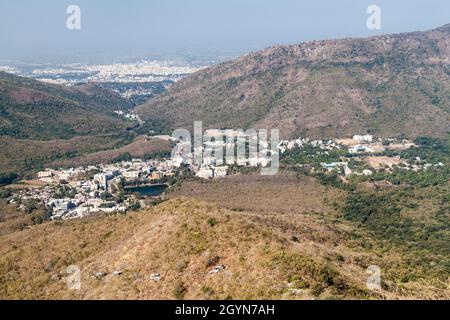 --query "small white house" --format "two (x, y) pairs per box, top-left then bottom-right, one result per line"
(349, 145), (373, 154)
(196, 167), (214, 179)
(213, 166), (228, 178)
(123, 171), (140, 180)
(353, 135), (373, 143)
(37, 170), (53, 179)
